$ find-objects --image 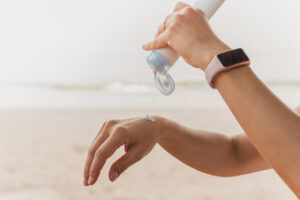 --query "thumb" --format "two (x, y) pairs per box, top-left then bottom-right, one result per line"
(143, 31), (168, 51)
(109, 149), (143, 182)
